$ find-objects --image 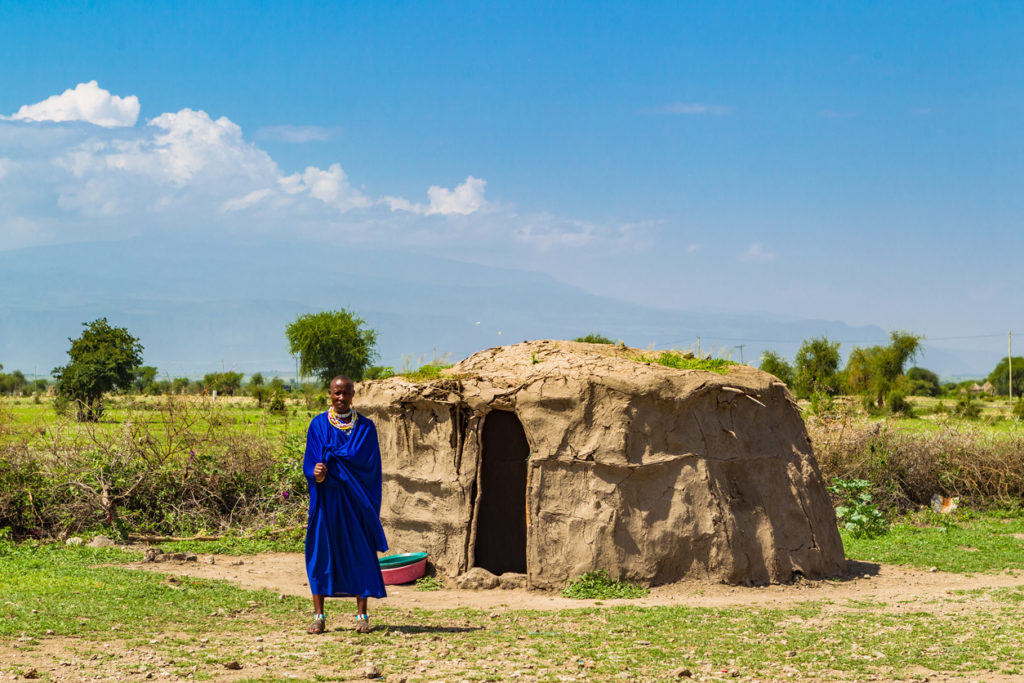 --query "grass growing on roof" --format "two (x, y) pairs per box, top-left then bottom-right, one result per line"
(626, 350), (737, 374)
(395, 363), (454, 381)
(656, 352), (736, 373)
